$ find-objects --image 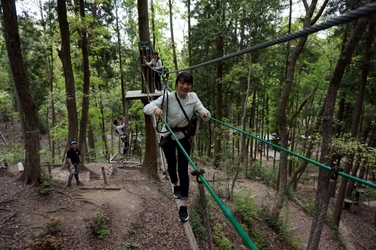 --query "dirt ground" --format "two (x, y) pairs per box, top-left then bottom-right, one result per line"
(1, 157), (376, 250)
